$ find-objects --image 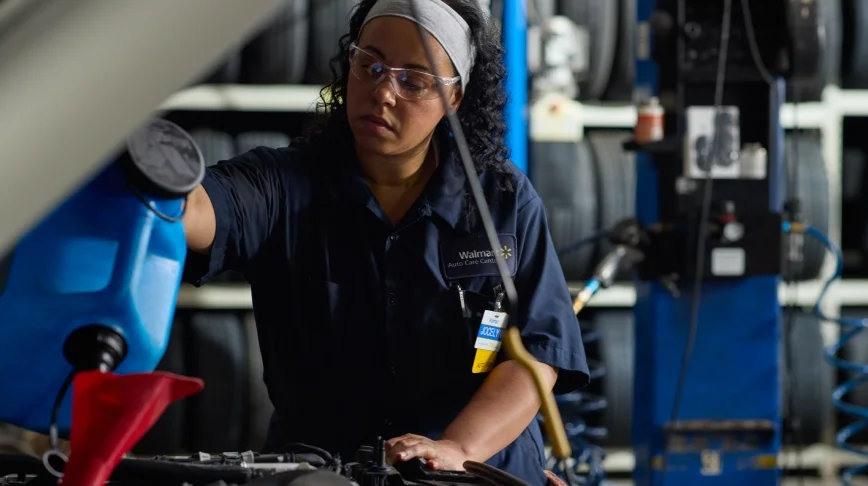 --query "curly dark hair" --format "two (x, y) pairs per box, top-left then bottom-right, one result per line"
(305, 0), (514, 192)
